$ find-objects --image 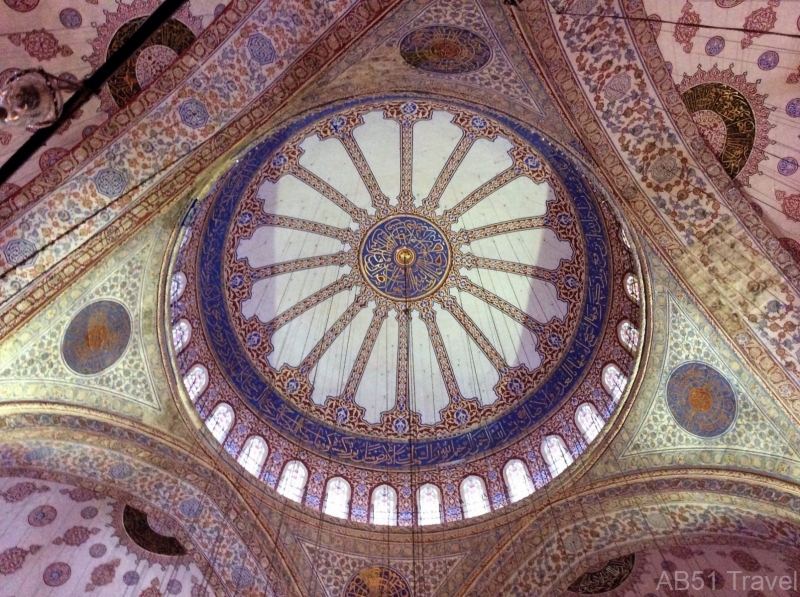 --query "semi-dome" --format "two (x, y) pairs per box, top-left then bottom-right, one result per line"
(166, 95), (645, 526)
